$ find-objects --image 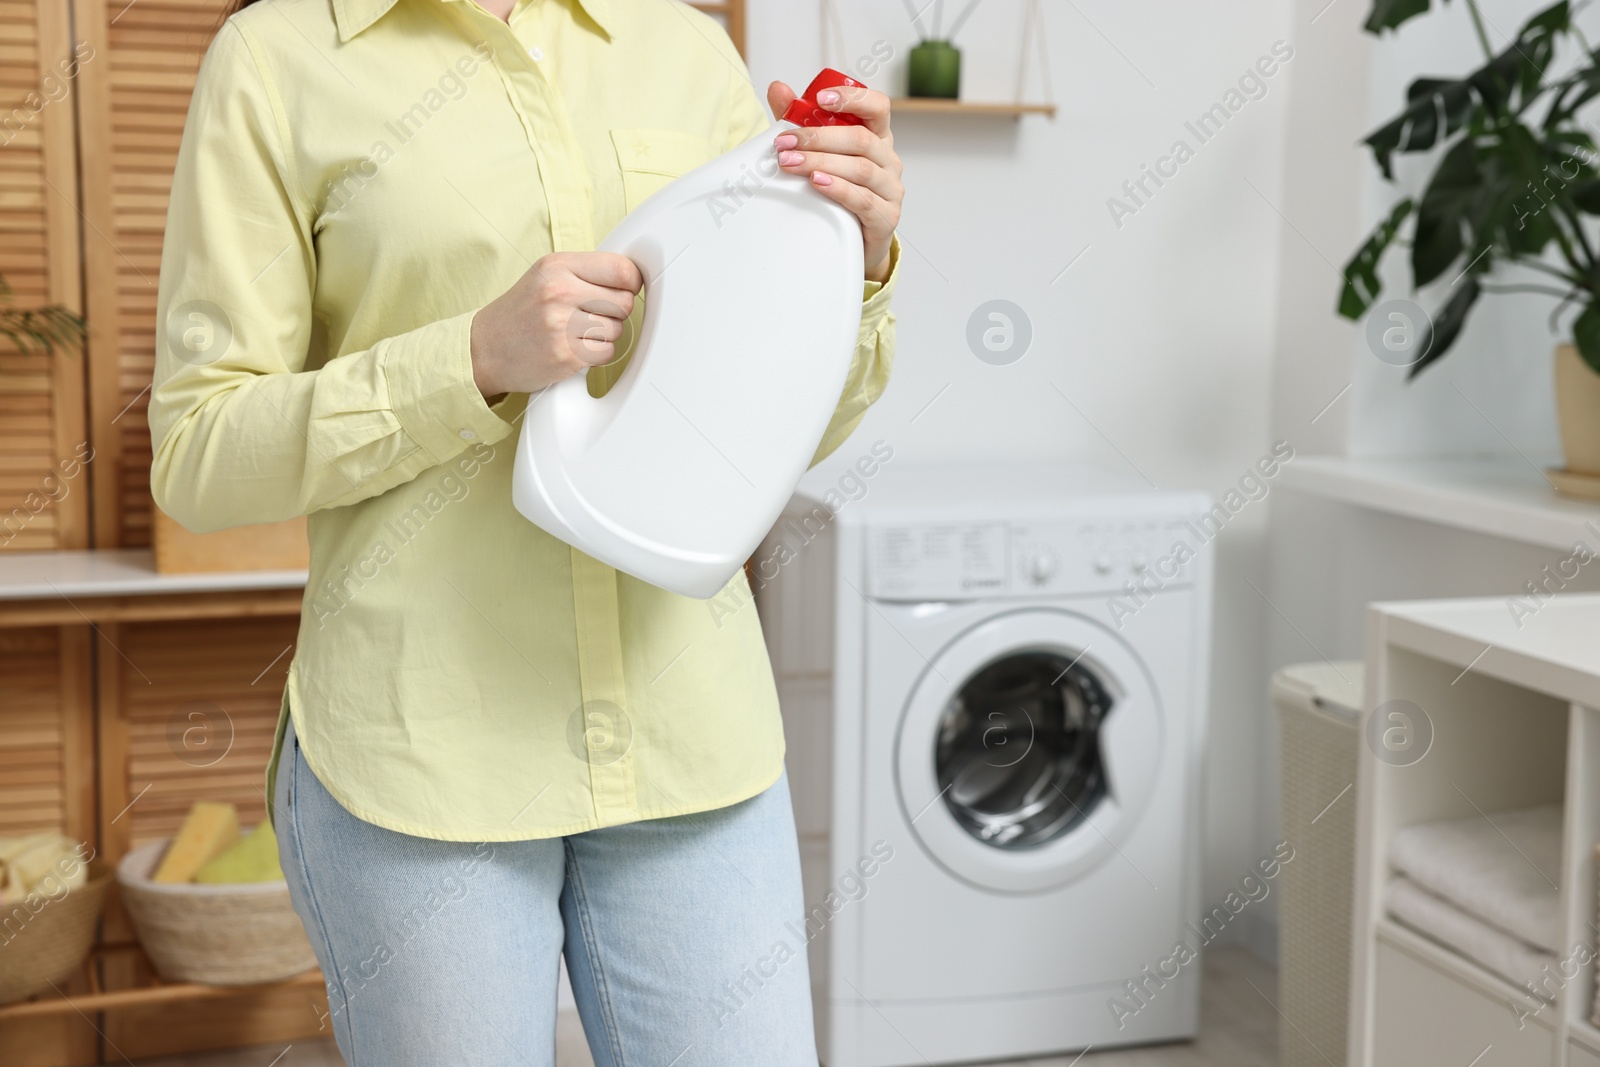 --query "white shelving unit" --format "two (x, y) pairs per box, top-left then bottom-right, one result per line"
(1351, 594), (1600, 1066)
